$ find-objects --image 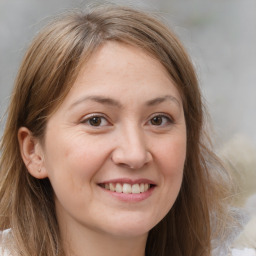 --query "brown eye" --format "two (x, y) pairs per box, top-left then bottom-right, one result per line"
(89, 116), (102, 126)
(151, 116), (163, 126)
(149, 115), (173, 126)
(81, 114), (109, 128)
